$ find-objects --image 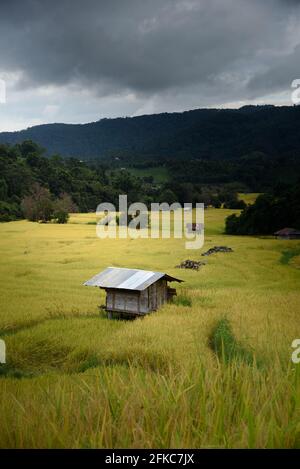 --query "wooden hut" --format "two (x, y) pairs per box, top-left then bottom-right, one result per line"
(186, 222), (203, 233)
(84, 267), (183, 318)
(274, 228), (300, 240)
